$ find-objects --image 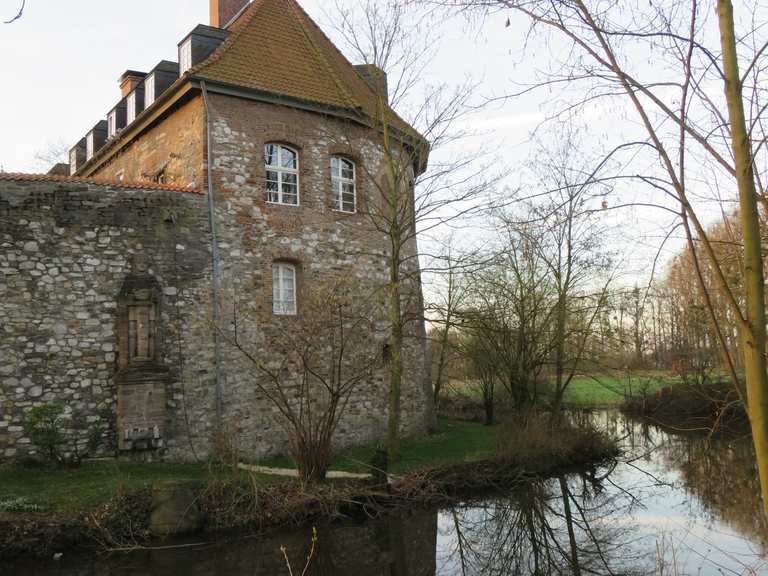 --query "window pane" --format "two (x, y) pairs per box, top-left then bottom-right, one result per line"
(330, 157), (339, 176)
(331, 185), (341, 211)
(280, 147), (297, 169)
(265, 144), (278, 166)
(145, 74), (155, 107)
(341, 159), (354, 179)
